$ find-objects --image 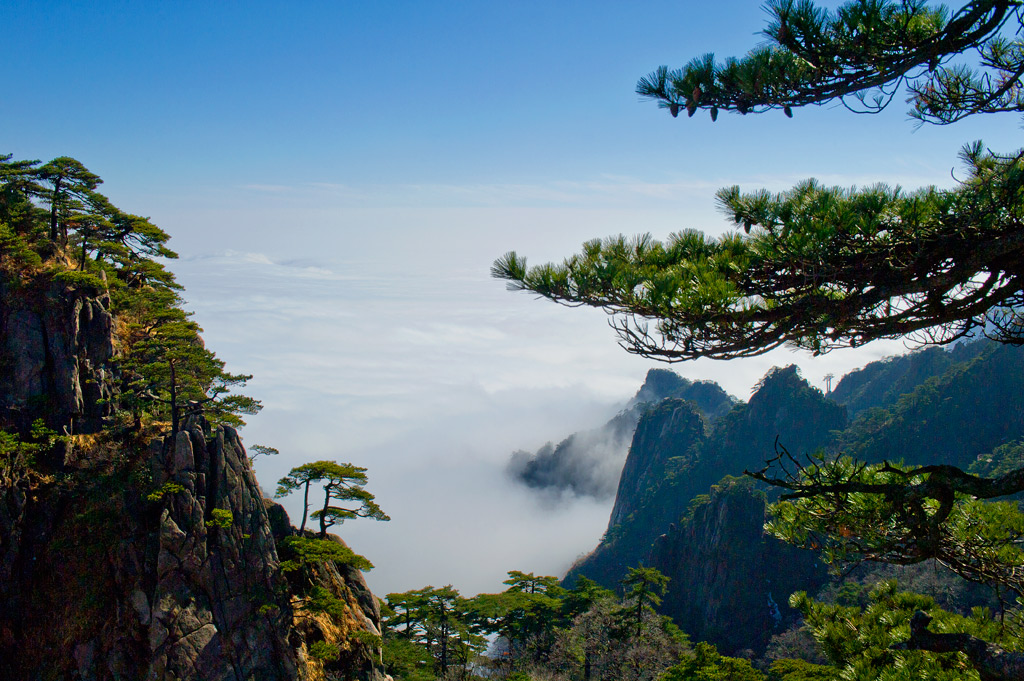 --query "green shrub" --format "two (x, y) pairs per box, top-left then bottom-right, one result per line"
(0, 419), (63, 480)
(50, 267), (107, 291)
(349, 629), (382, 648)
(209, 508), (233, 528)
(146, 481), (185, 502)
(279, 536), (374, 572)
(0, 222), (42, 268)
(309, 640), (340, 662)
